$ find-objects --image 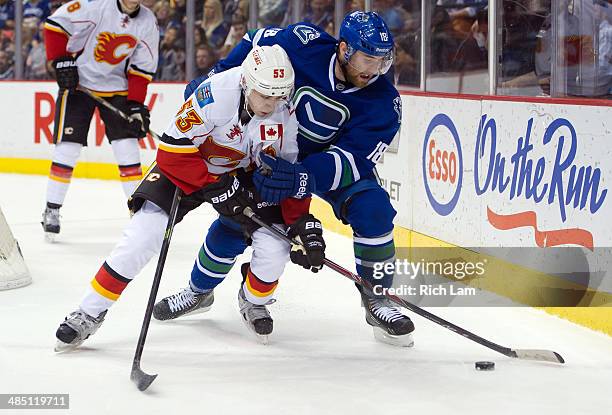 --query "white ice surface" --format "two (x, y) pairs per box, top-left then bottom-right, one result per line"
(1, 173), (611, 415)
